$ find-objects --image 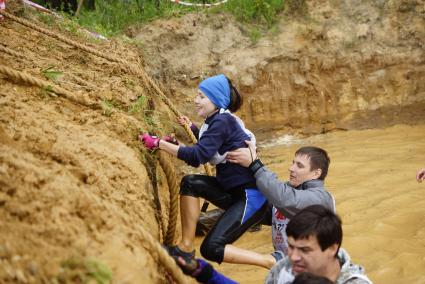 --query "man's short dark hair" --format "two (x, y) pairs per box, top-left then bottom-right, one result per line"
(295, 147), (330, 180)
(286, 205), (342, 256)
(292, 272), (334, 284)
